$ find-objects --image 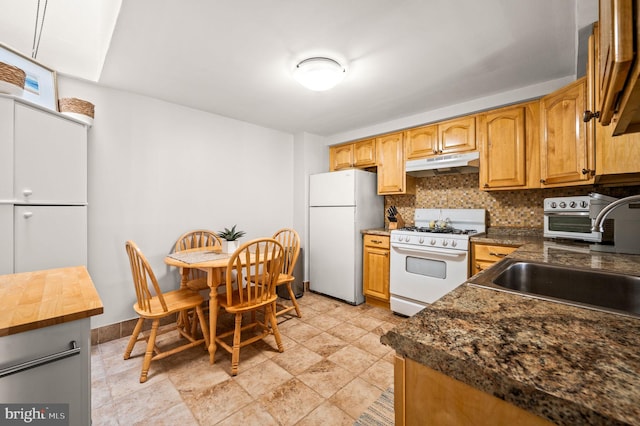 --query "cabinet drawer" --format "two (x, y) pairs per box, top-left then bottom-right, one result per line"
(473, 244), (517, 262)
(364, 234), (390, 249)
